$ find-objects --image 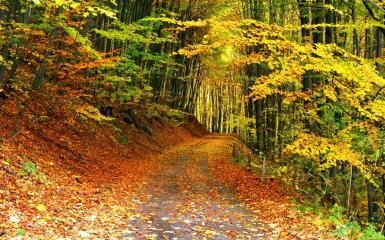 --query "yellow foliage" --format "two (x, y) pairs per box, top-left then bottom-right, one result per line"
(76, 105), (115, 122)
(284, 133), (372, 180)
(152, 16), (385, 185)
